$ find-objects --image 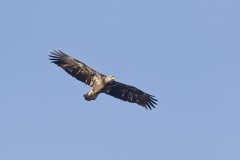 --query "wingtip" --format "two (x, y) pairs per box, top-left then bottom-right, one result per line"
(49, 50), (66, 56)
(144, 94), (158, 110)
(48, 50), (69, 61)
